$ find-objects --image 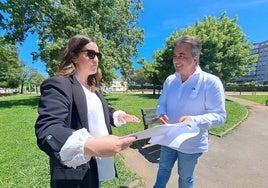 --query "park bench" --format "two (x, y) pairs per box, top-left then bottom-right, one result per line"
(141, 108), (158, 130)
